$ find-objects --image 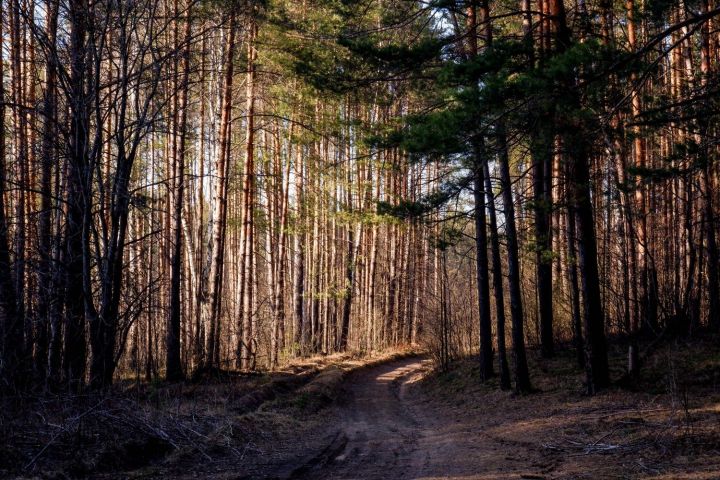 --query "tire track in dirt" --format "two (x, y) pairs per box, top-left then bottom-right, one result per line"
(286, 357), (436, 480)
(276, 356), (552, 480)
